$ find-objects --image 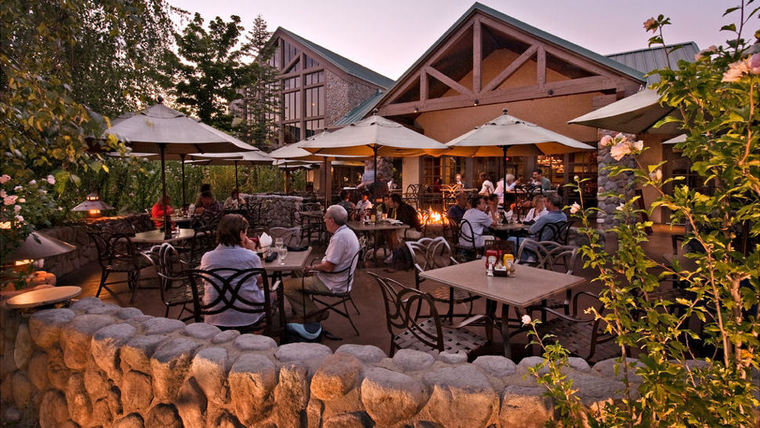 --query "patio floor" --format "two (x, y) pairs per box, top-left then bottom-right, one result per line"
(55, 224), (682, 361)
